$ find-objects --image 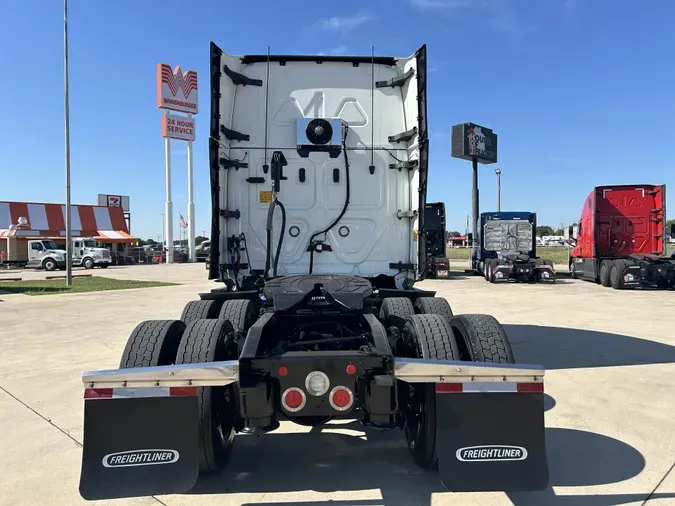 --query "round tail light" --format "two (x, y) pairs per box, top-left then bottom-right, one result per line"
(281, 387), (306, 413)
(305, 371), (330, 396)
(329, 386), (354, 412)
